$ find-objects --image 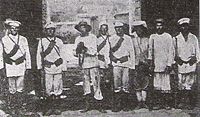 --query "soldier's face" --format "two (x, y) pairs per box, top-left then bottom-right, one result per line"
(100, 25), (108, 35)
(46, 28), (55, 37)
(9, 26), (19, 36)
(79, 25), (87, 33)
(156, 23), (164, 34)
(115, 26), (124, 36)
(180, 23), (189, 34)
